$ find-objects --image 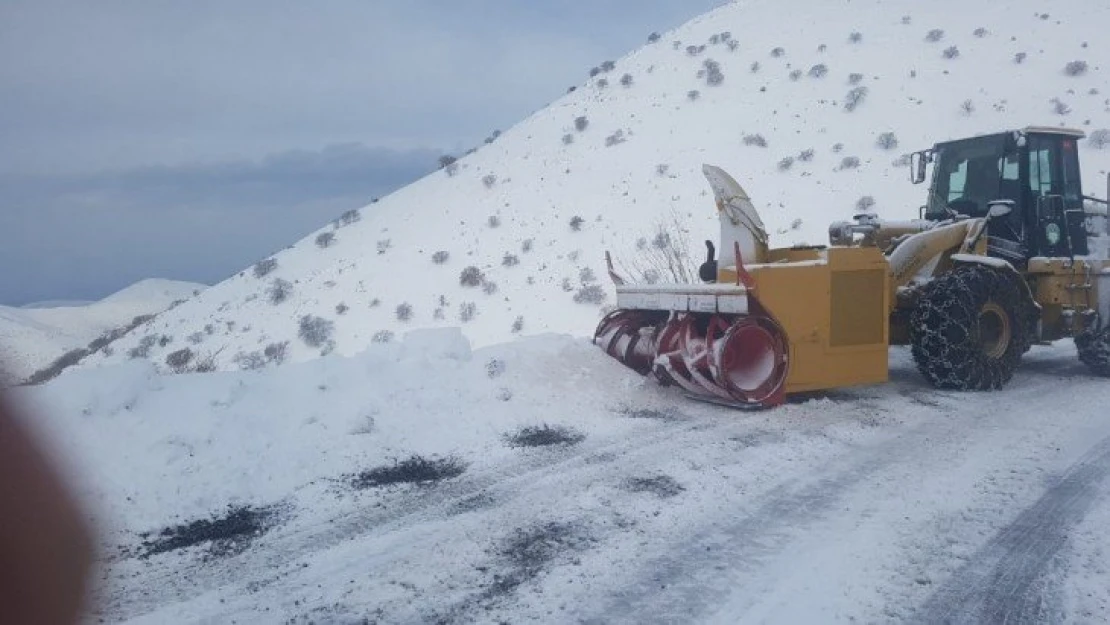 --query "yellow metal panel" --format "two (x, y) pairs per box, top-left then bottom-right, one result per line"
(739, 245), (891, 395)
(830, 269), (886, 346)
